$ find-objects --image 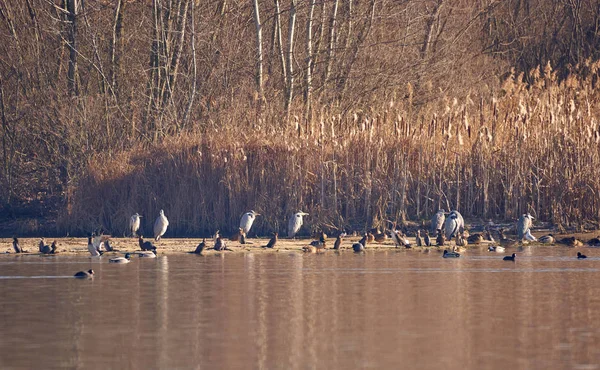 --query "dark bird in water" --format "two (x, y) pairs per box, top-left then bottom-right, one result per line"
(443, 249), (460, 258)
(558, 236), (583, 247)
(12, 237), (22, 253)
(74, 269), (94, 279)
(138, 236), (157, 252)
(358, 233), (368, 247)
(333, 234), (342, 250)
(192, 239), (206, 254)
(436, 229), (445, 247)
(423, 230), (431, 246)
(264, 232), (278, 248)
(577, 252), (587, 259)
(503, 253), (516, 261)
(416, 230), (424, 247)
(214, 236), (226, 251)
(467, 233), (484, 244)
(431, 209), (446, 234)
(352, 242), (365, 253)
(587, 237), (600, 246)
